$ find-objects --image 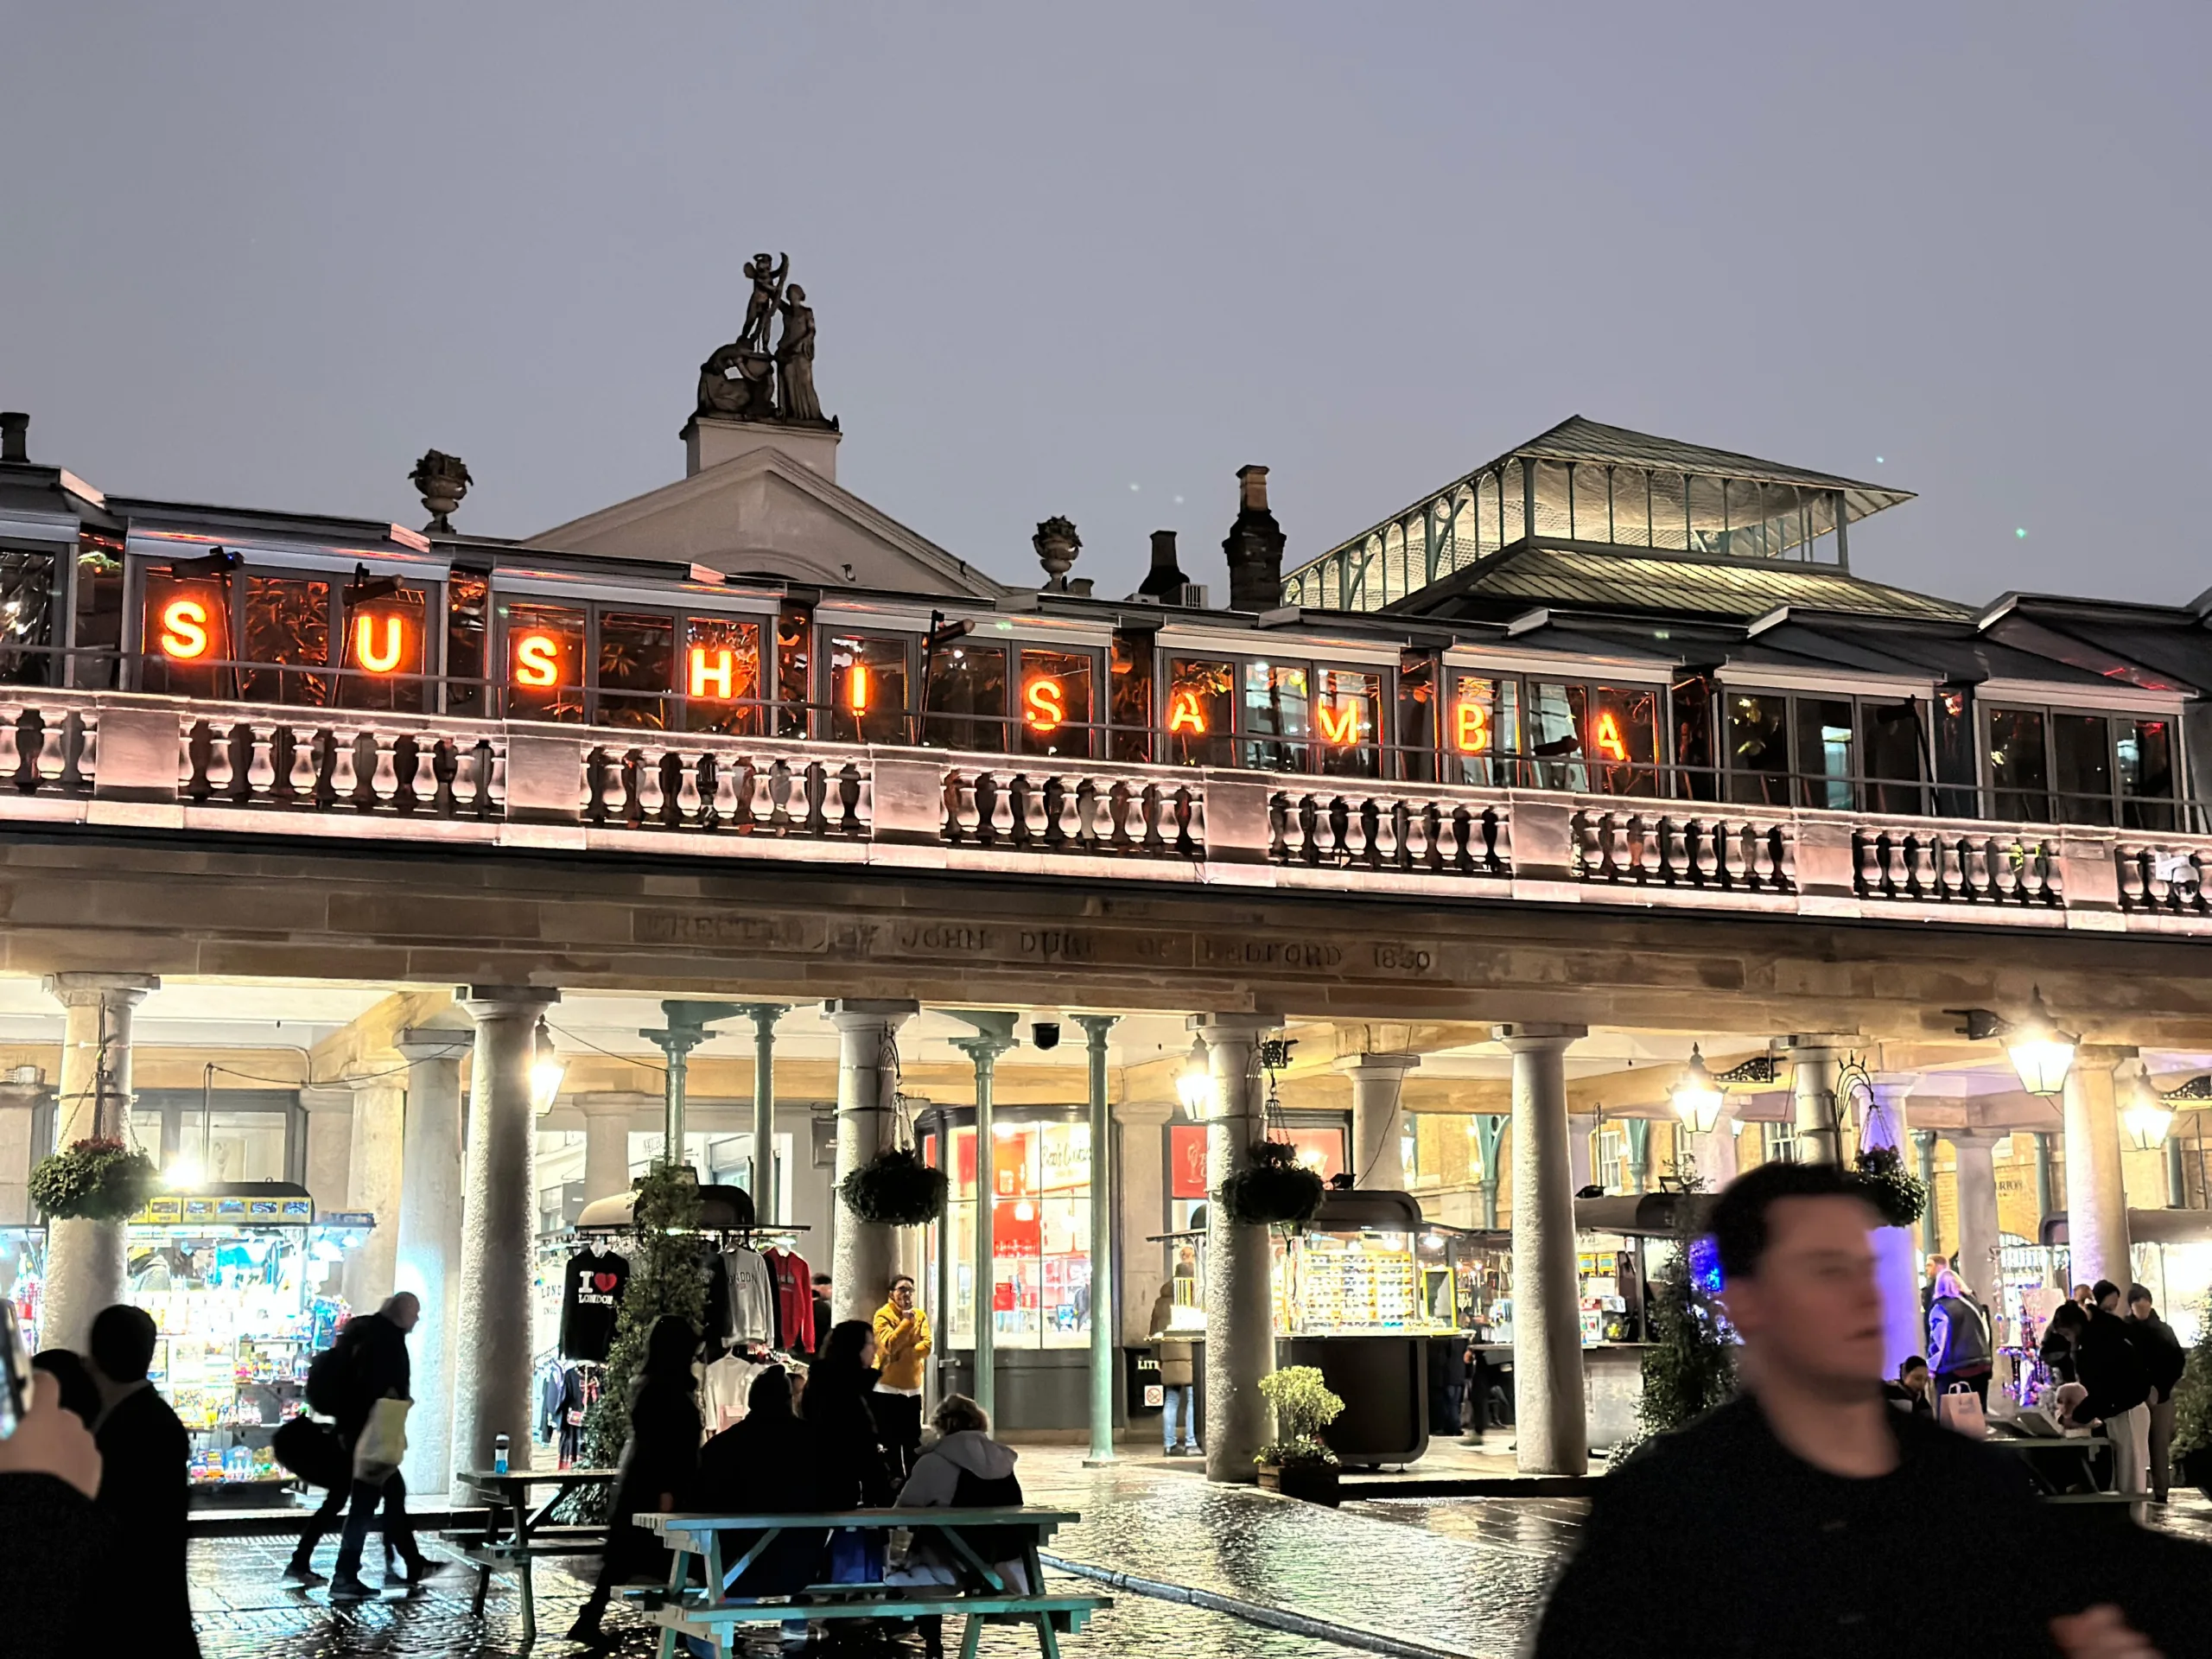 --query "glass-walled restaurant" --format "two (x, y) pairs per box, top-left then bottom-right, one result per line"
(0, 524), (2196, 827)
